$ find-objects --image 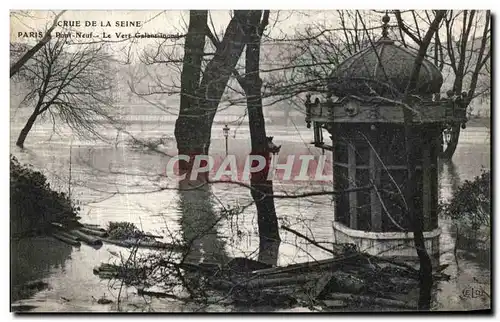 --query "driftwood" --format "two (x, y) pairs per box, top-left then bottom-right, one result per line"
(70, 230), (103, 246)
(139, 233), (164, 239)
(137, 289), (182, 300)
(56, 230), (81, 241)
(251, 257), (346, 277)
(77, 227), (108, 238)
(86, 221), (441, 310)
(132, 240), (182, 250)
(99, 237), (132, 248)
(324, 293), (417, 310)
(312, 271), (335, 298)
(51, 232), (81, 247)
(242, 273), (322, 289)
(326, 271), (365, 295)
(179, 262), (222, 274)
(82, 223), (104, 229)
(93, 263), (147, 282)
(209, 271), (325, 293)
(82, 223), (161, 238)
(187, 225), (428, 309)
(365, 255), (419, 276)
(98, 237), (184, 251)
(50, 222), (64, 229)
(281, 225), (425, 281)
